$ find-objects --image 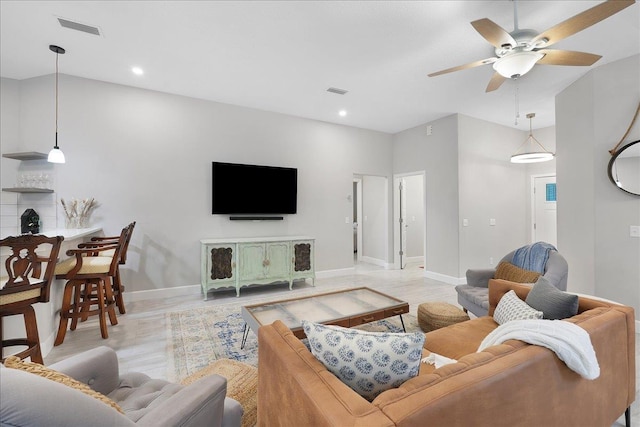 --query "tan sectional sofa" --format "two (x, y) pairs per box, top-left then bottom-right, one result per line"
(257, 279), (636, 427)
